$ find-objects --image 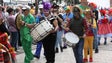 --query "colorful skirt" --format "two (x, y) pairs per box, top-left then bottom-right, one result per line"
(98, 23), (111, 35)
